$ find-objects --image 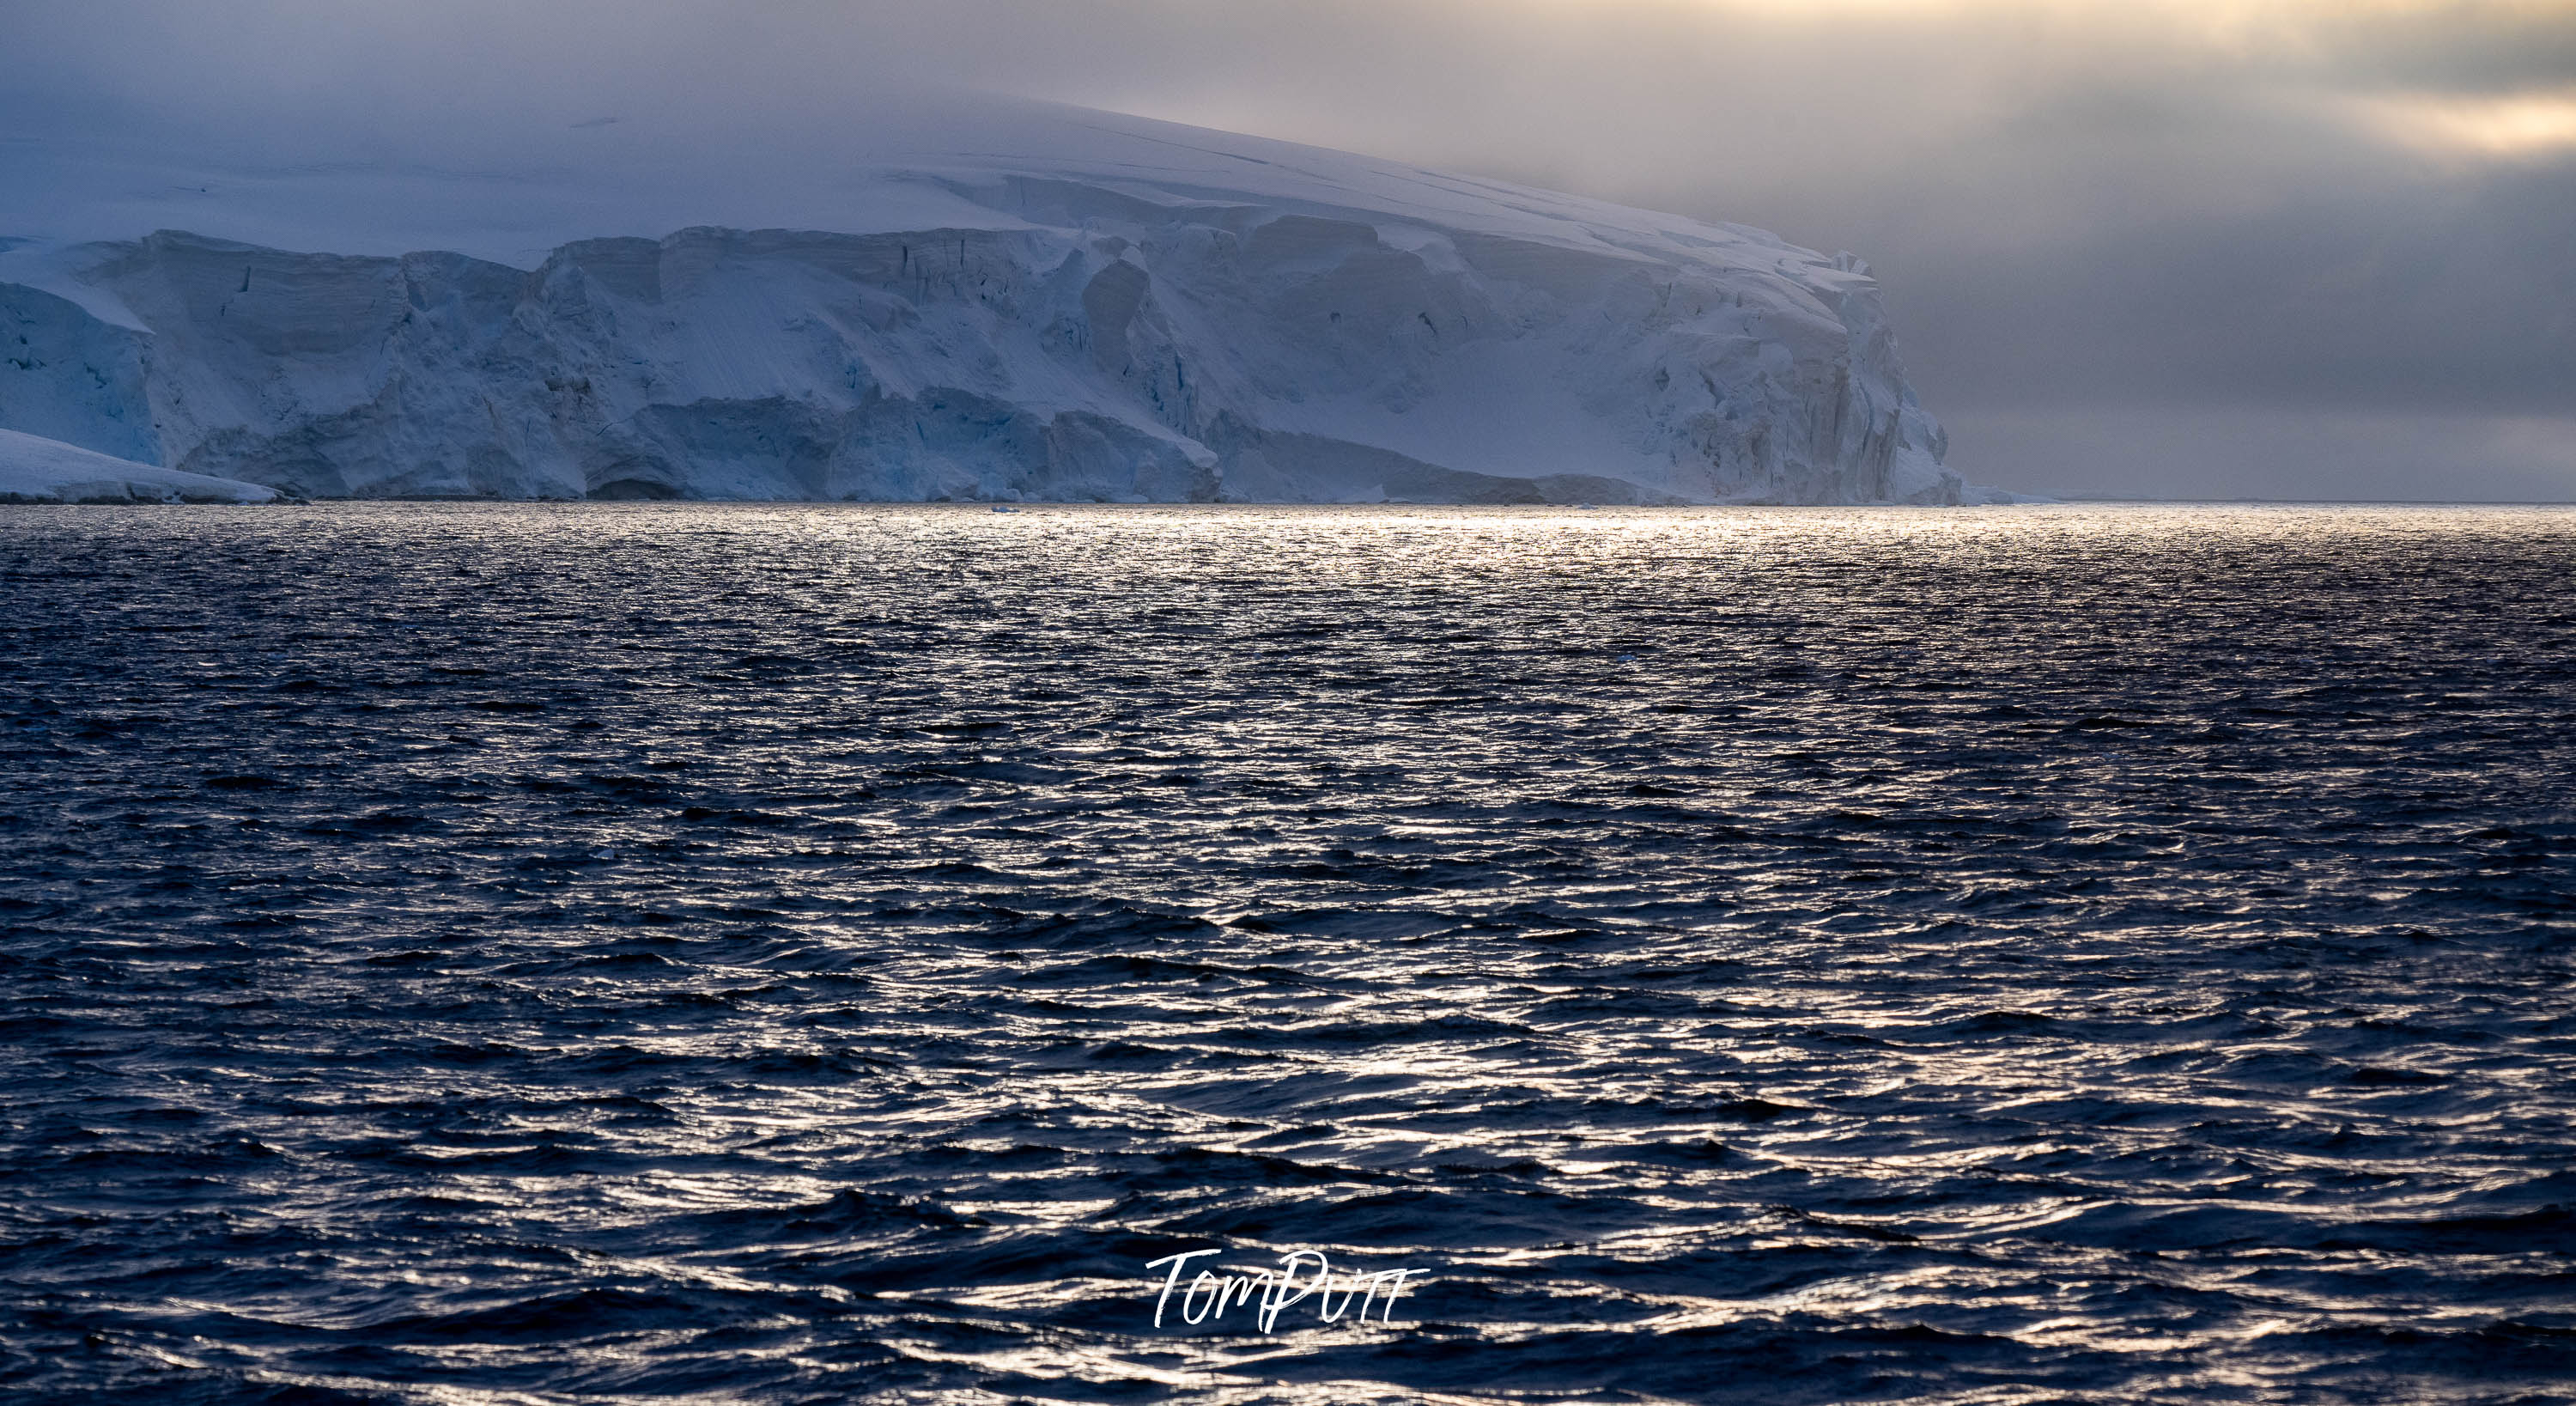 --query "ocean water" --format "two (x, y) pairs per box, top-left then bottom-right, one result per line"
(1, 502), (2571, 1405)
